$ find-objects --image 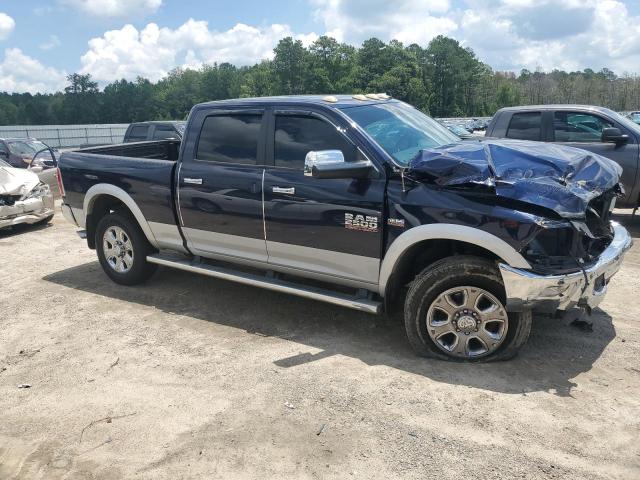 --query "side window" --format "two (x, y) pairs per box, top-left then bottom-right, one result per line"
(274, 115), (356, 169)
(506, 112), (542, 141)
(553, 112), (612, 142)
(127, 125), (149, 142)
(152, 125), (179, 140)
(196, 114), (262, 165)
